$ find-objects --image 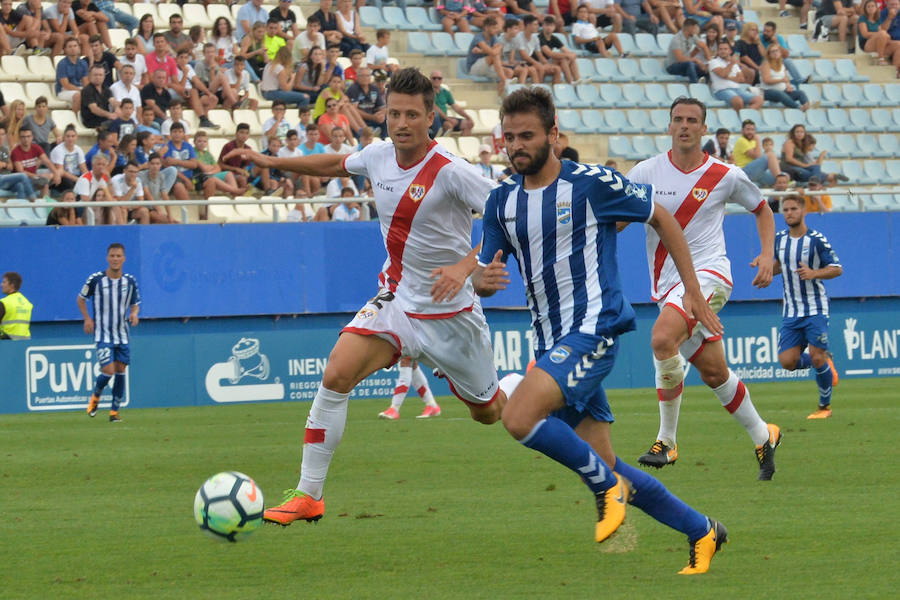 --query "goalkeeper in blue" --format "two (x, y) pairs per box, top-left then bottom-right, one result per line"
(472, 86), (727, 575)
(771, 195), (842, 419)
